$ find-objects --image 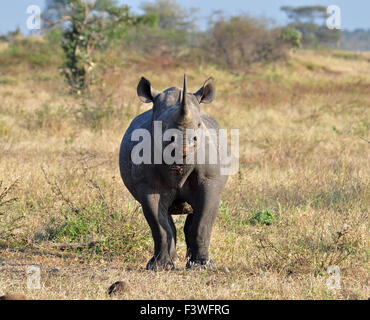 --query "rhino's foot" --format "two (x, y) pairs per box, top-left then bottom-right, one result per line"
(186, 259), (216, 270)
(146, 256), (175, 271)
